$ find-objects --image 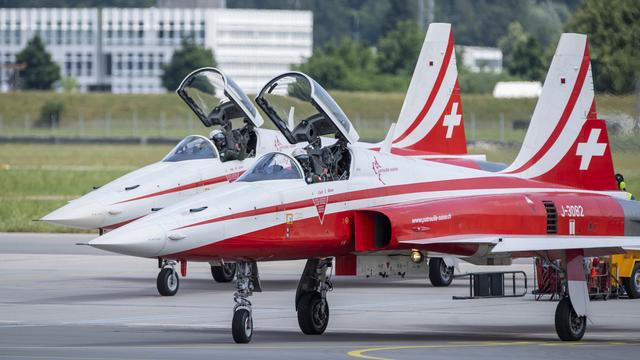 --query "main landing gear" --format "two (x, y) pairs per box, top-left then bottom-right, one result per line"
(553, 249), (590, 341)
(157, 259), (179, 296)
(429, 257), (454, 287)
(232, 262), (261, 343)
(296, 258), (333, 335)
(211, 263), (236, 283)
